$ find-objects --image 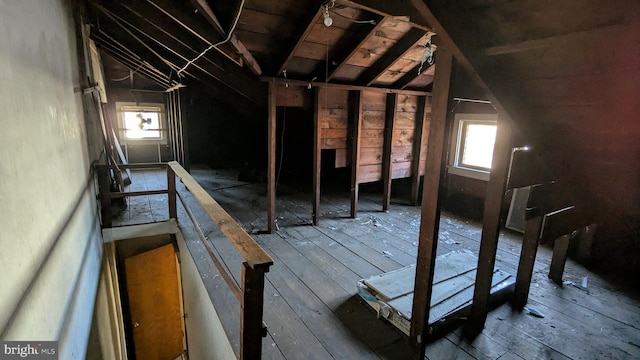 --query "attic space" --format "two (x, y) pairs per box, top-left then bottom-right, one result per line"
(2, 0), (639, 359)
(86, 0), (639, 357)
